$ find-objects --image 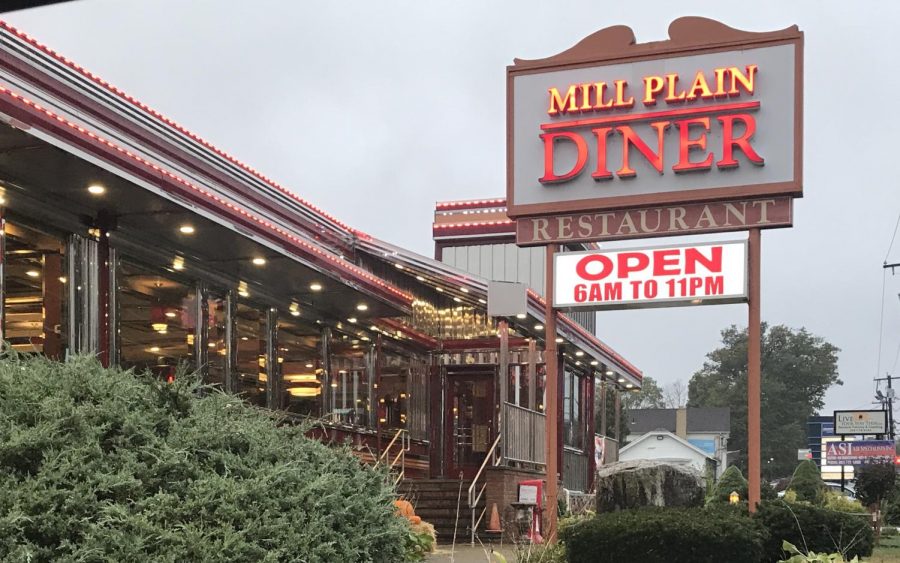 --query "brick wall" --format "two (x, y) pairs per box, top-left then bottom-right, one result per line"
(484, 466), (546, 542)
